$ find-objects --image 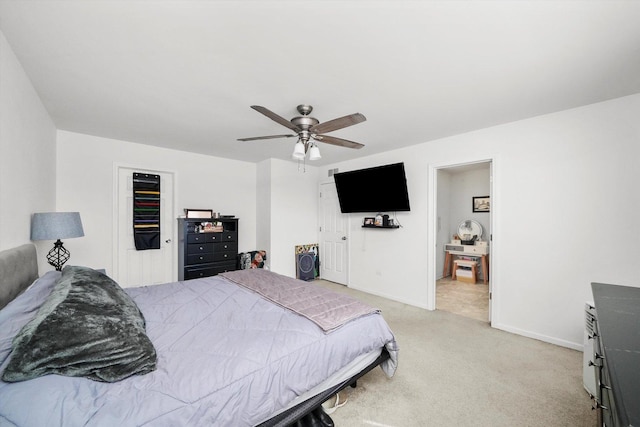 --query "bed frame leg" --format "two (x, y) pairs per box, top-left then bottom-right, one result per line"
(350, 380), (357, 388)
